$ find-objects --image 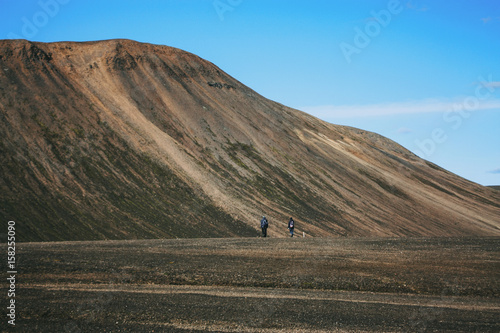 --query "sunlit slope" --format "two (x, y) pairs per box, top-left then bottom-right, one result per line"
(1, 39), (499, 241)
